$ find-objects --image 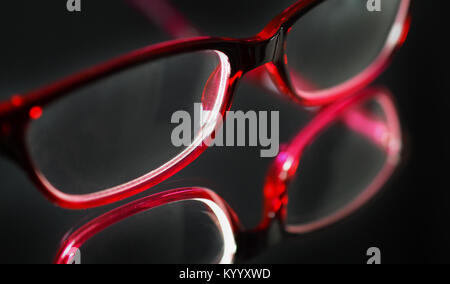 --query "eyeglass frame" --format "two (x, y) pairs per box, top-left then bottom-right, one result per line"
(0, 0), (410, 209)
